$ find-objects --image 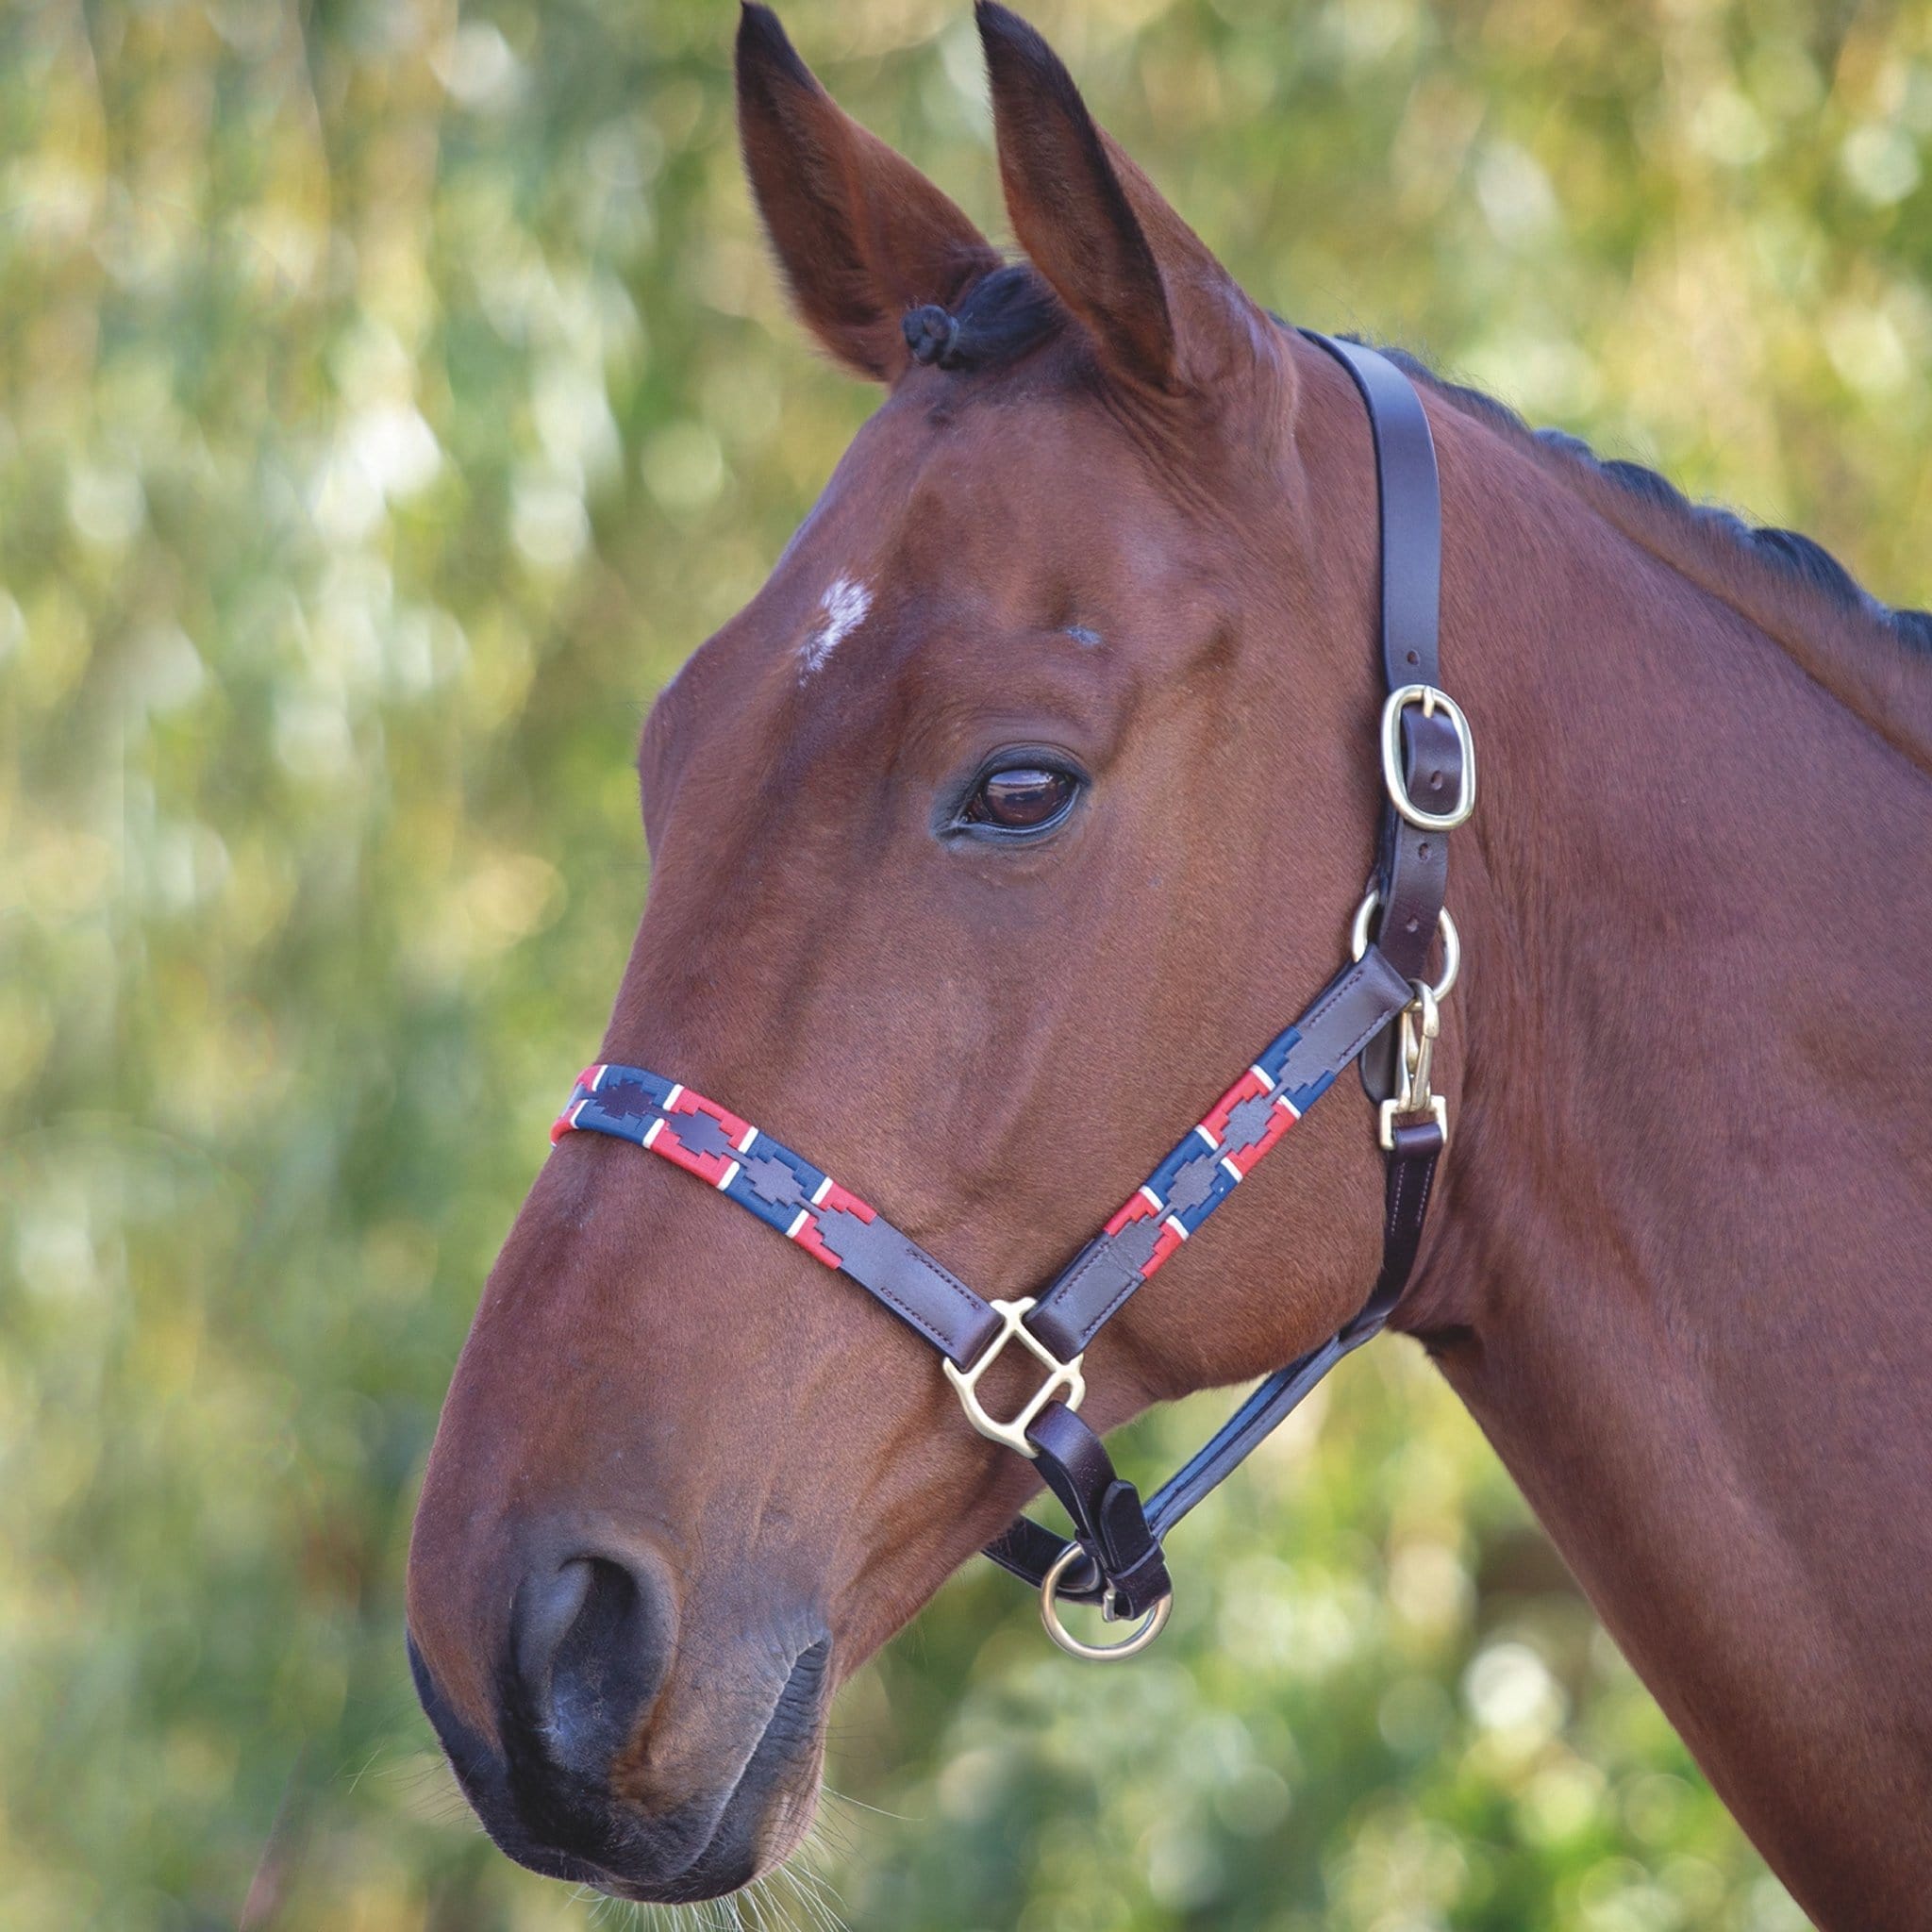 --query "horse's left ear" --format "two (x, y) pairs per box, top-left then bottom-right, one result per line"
(976, 1), (1284, 402)
(737, 4), (1001, 382)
